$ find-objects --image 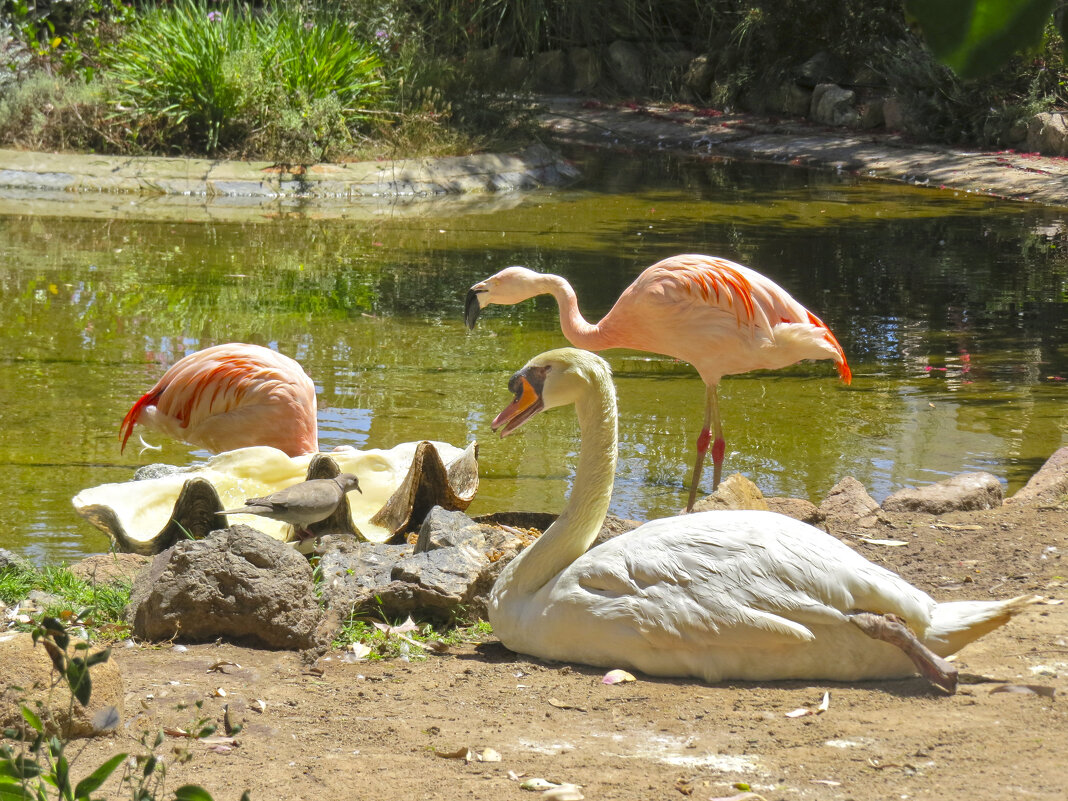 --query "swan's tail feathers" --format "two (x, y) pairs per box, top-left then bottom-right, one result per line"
(925, 595), (1043, 656)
